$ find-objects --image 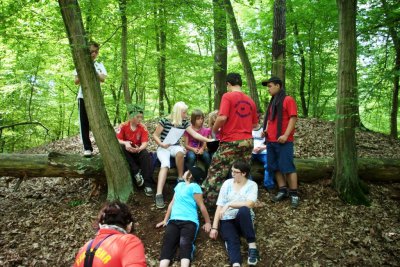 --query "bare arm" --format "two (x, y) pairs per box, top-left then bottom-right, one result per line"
(156, 196), (174, 228)
(194, 193), (211, 232)
(74, 76), (80, 85)
(153, 124), (169, 149)
(186, 126), (212, 143)
(212, 115), (227, 134)
(277, 116), (297, 143)
(209, 205), (222, 239)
